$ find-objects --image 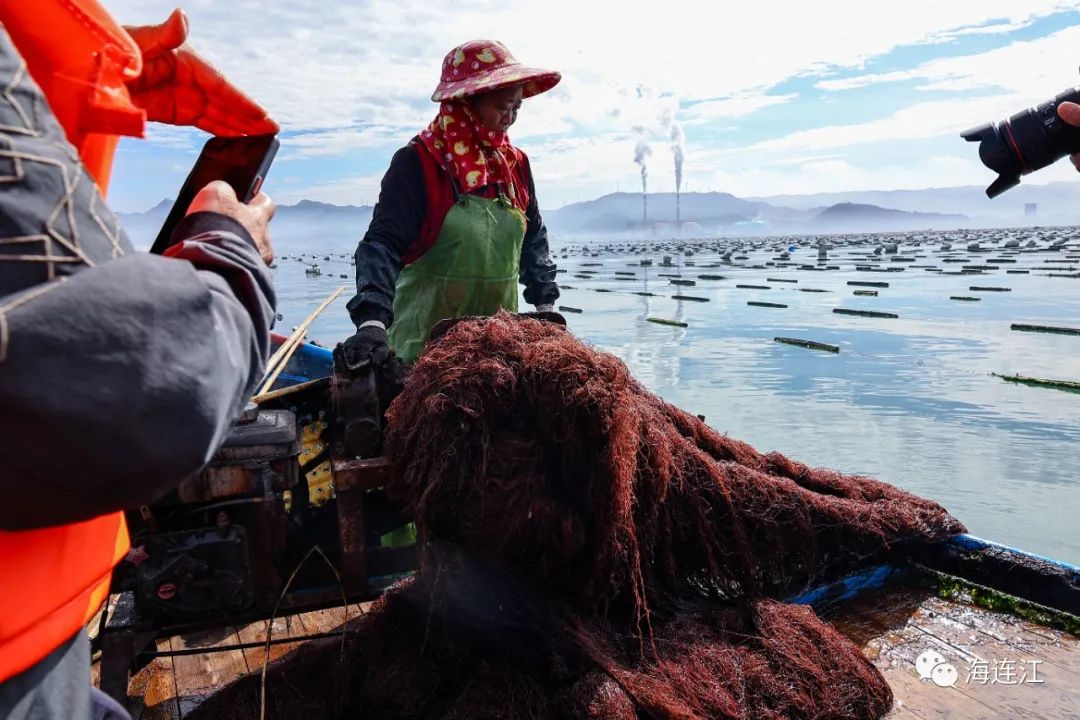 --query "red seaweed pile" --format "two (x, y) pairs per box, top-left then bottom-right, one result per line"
(191, 311), (964, 720)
